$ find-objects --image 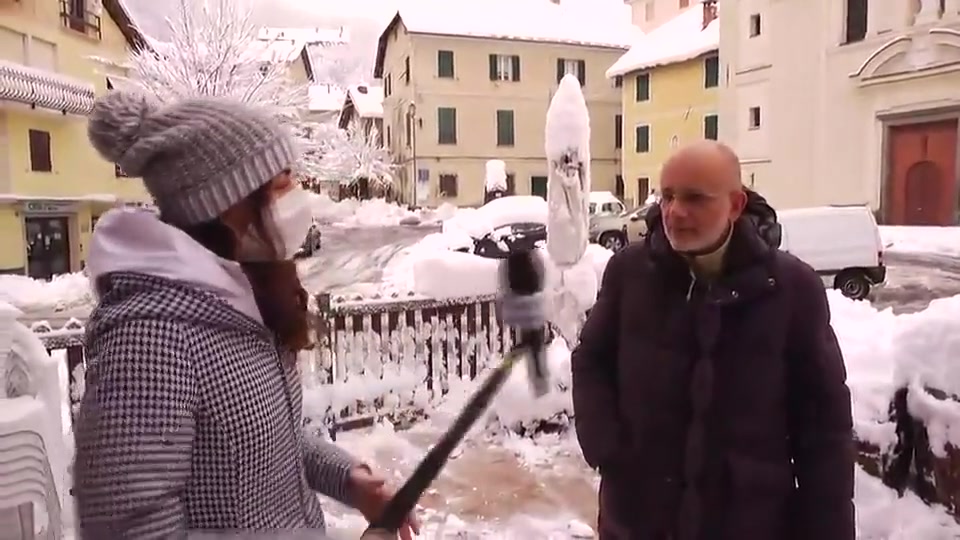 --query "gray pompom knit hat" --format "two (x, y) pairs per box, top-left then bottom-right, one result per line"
(86, 91), (297, 226)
